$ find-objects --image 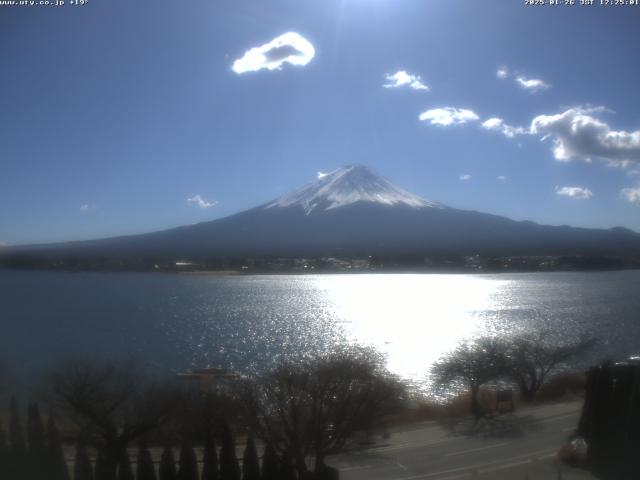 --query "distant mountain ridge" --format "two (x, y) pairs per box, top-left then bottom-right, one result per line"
(3, 165), (640, 264)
